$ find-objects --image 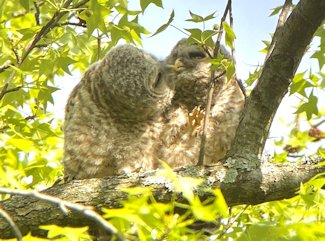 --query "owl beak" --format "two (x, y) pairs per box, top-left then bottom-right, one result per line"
(174, 58), (184, 70)
(166, 58), (185, 72)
